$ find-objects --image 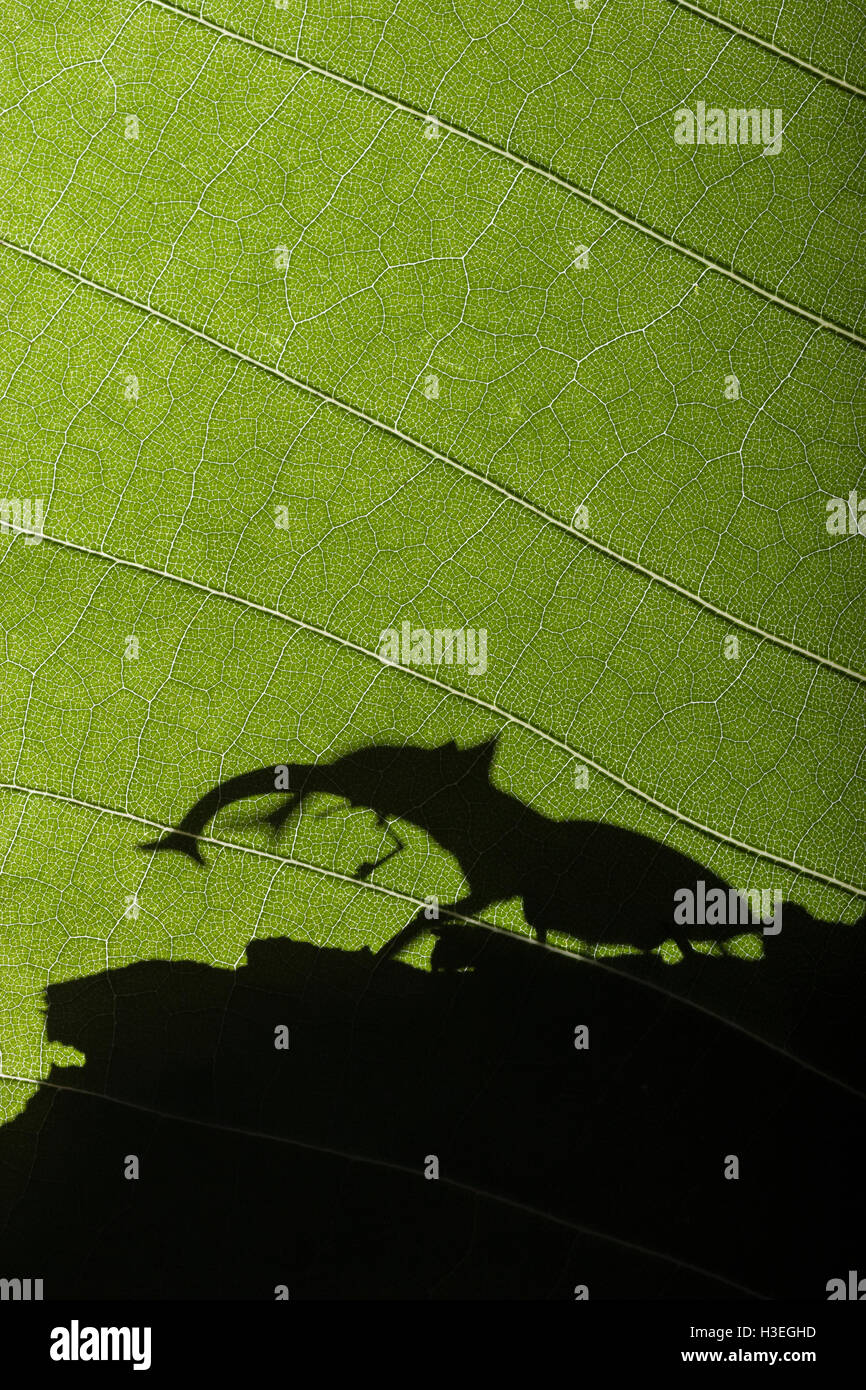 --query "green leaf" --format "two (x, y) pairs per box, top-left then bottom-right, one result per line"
(0, 0), (862, 1189)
